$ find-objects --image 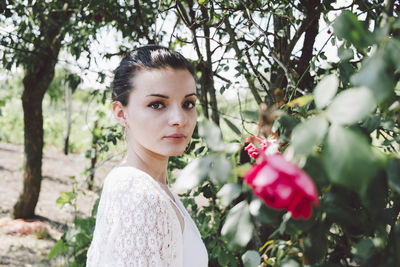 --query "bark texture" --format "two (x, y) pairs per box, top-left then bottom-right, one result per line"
(296, 0), (322, 90)
(13, 9), (72, 219)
